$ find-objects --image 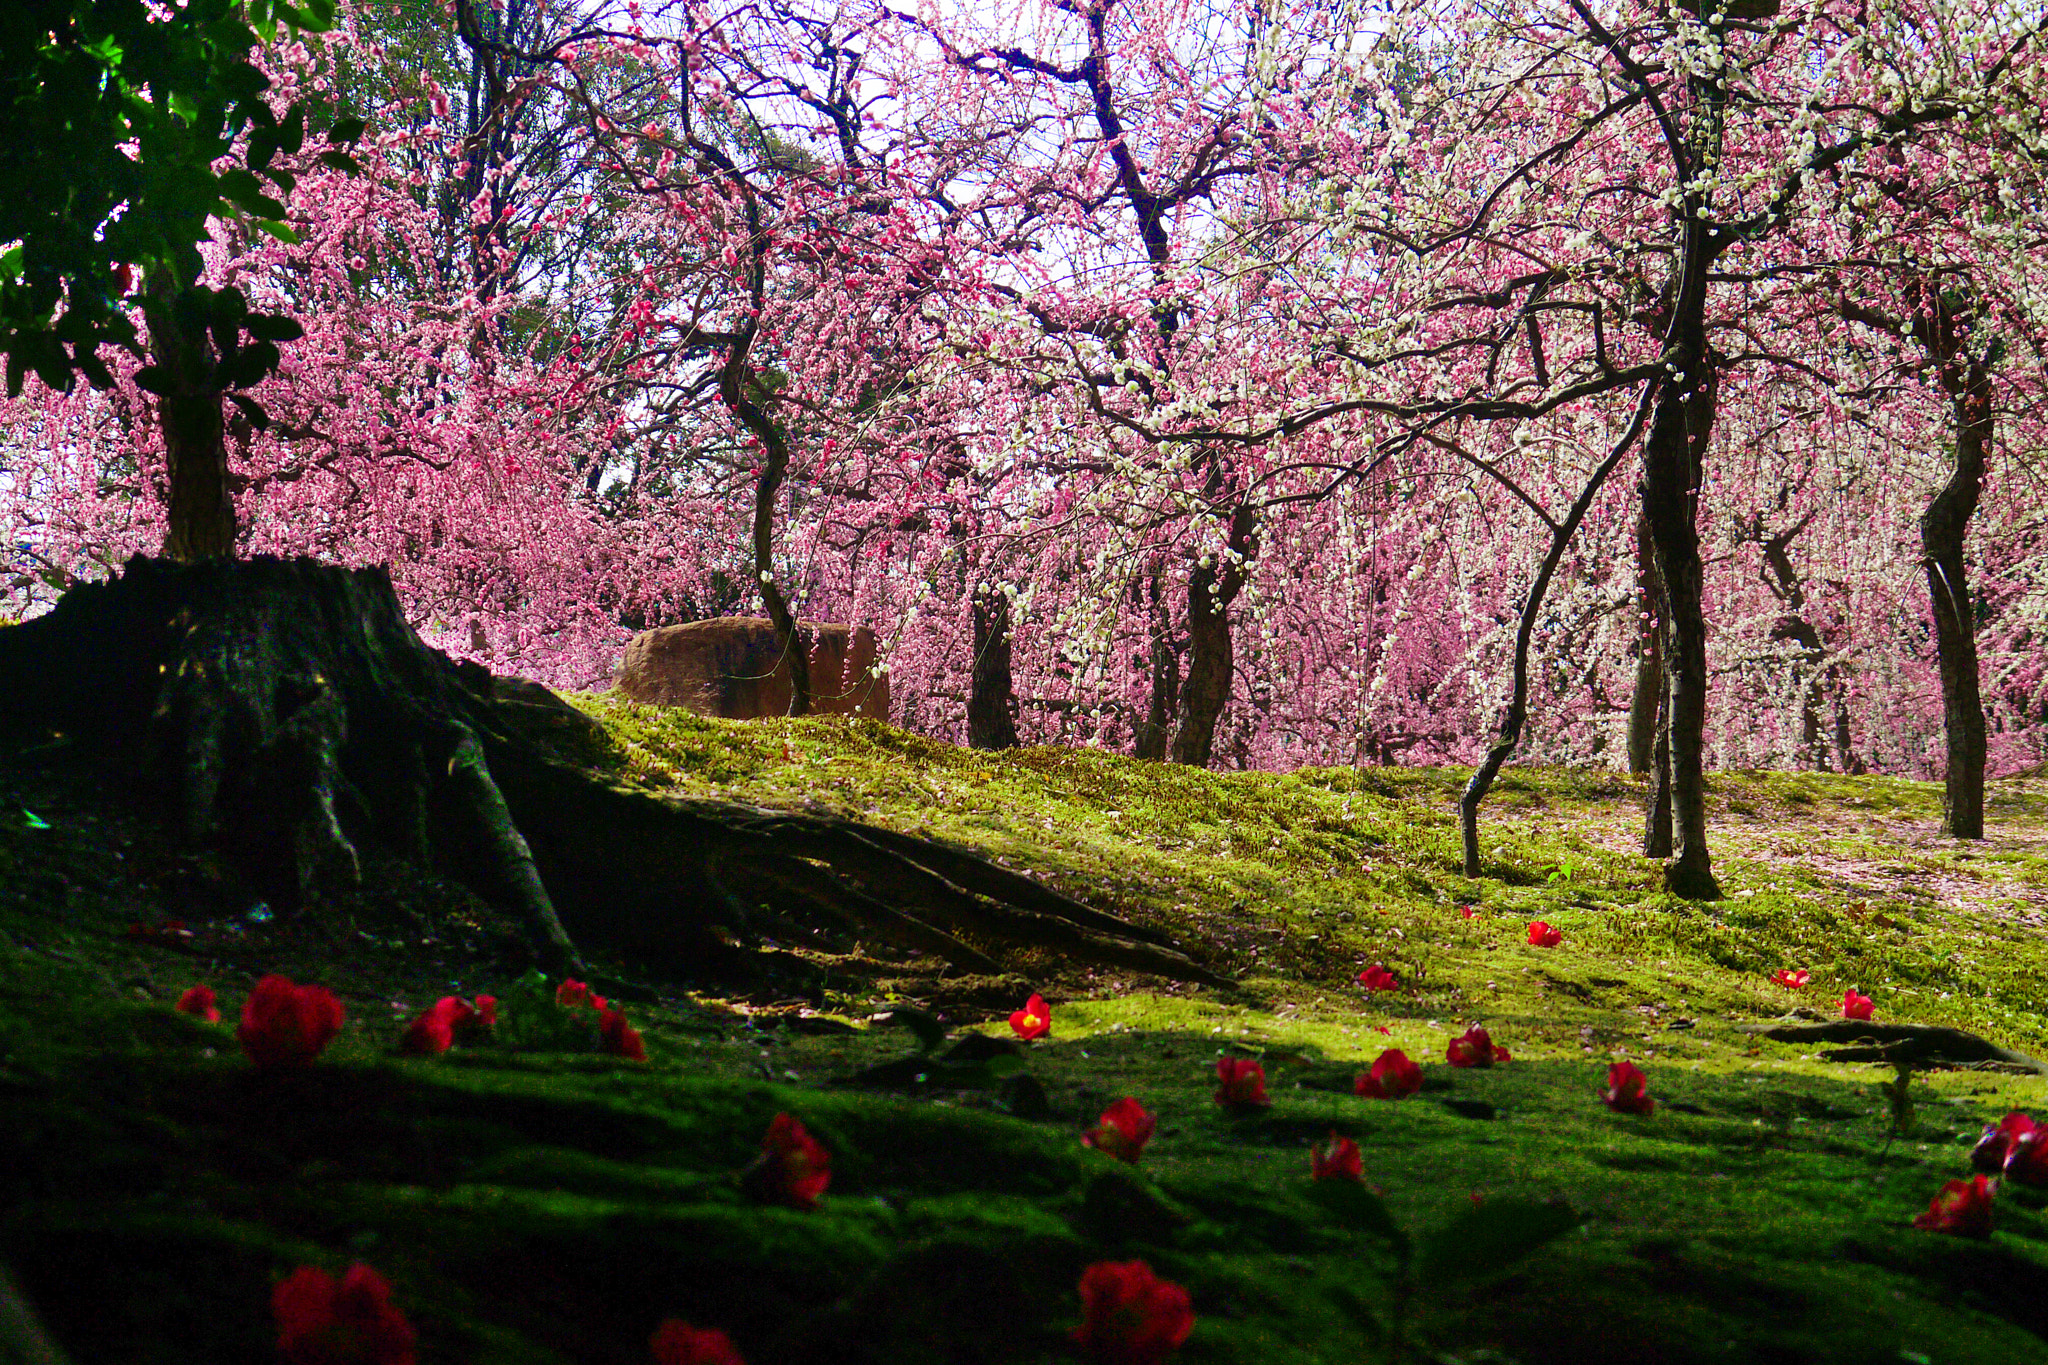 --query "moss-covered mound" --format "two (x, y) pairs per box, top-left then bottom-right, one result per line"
(4, 703), (2047, 1363)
